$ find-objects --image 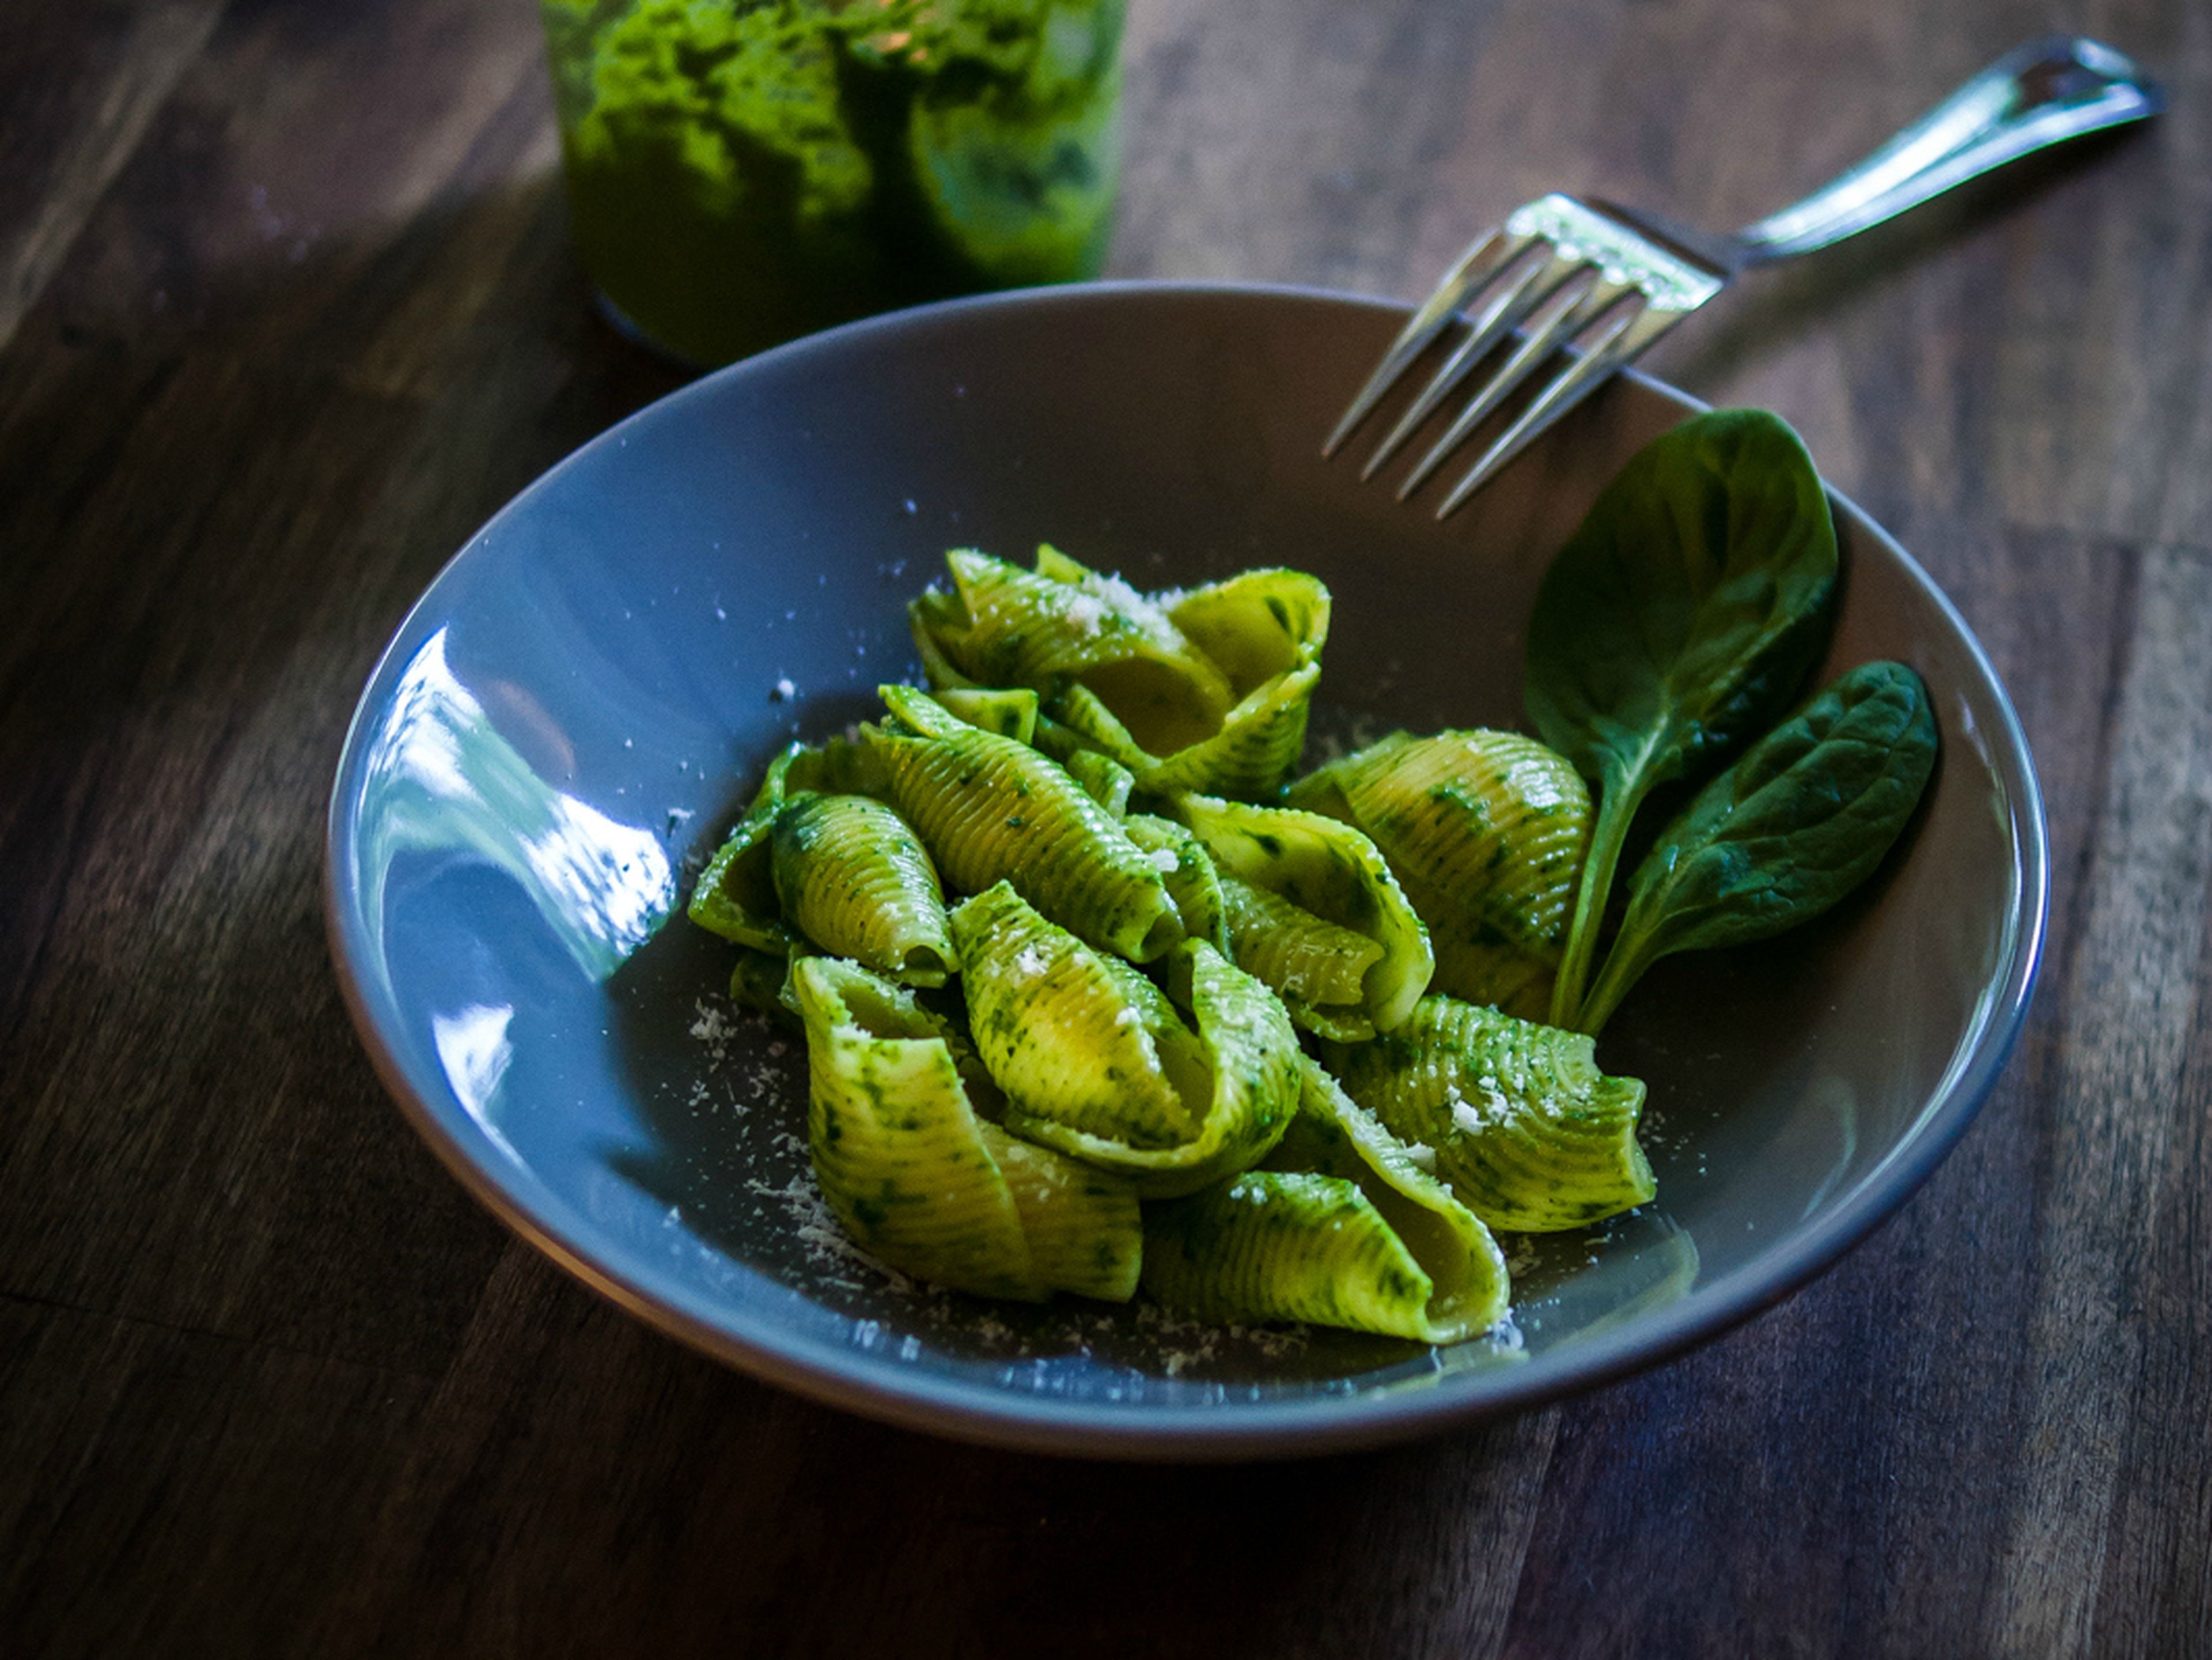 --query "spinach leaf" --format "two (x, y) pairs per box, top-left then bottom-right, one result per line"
(1574, 660), (1938, 1034)
(1524, 409), (1839, 1027)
